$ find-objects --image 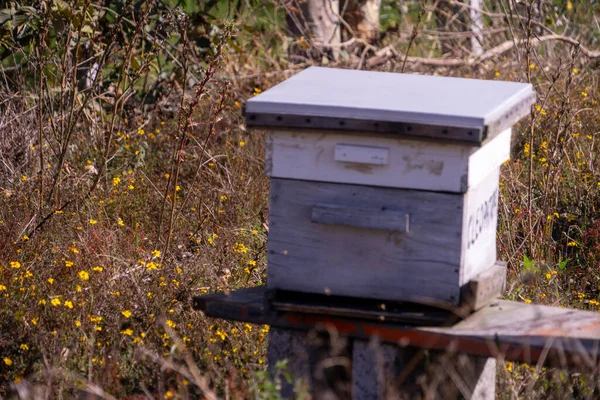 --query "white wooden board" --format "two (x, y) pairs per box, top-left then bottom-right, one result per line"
(265, 129), (510, 193)
(461, 170), (500, 284)
(247, 67), (535, 134)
